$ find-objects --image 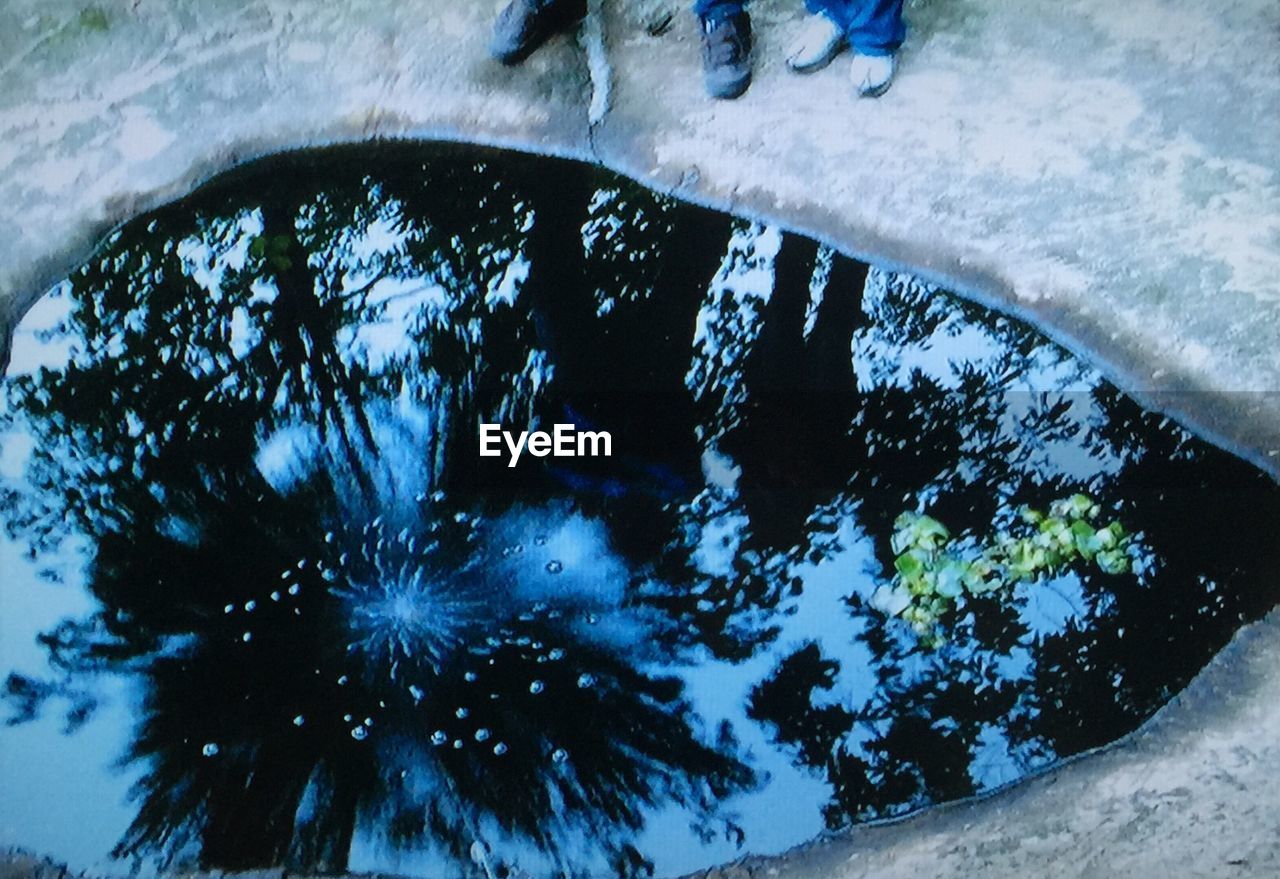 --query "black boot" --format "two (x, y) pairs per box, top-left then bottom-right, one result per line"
(490, 0), (587, 65)
(699, 9), (753, 99)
